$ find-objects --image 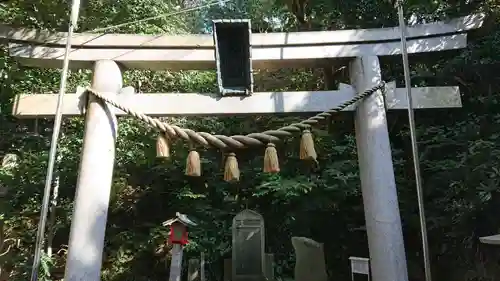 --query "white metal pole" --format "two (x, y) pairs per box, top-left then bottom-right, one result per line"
(30, 1), (81, 280)
(396, 2), (432, 281)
